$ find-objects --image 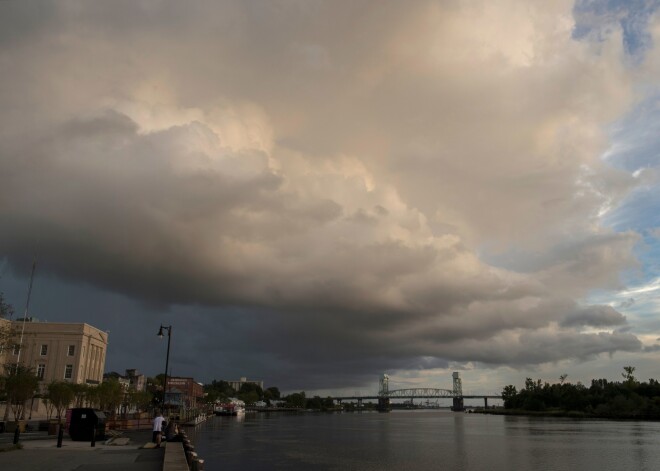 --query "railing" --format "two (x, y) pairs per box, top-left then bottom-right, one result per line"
(105, 417), (152, 431)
